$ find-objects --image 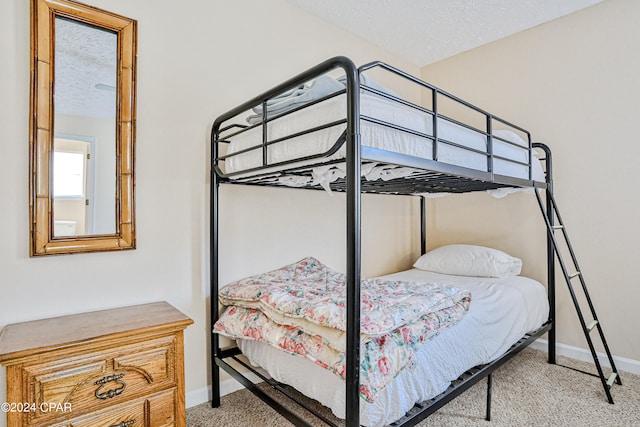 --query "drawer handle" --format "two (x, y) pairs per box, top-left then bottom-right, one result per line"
(94, 373), (126, 400)
(109, 421), (135, 427)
